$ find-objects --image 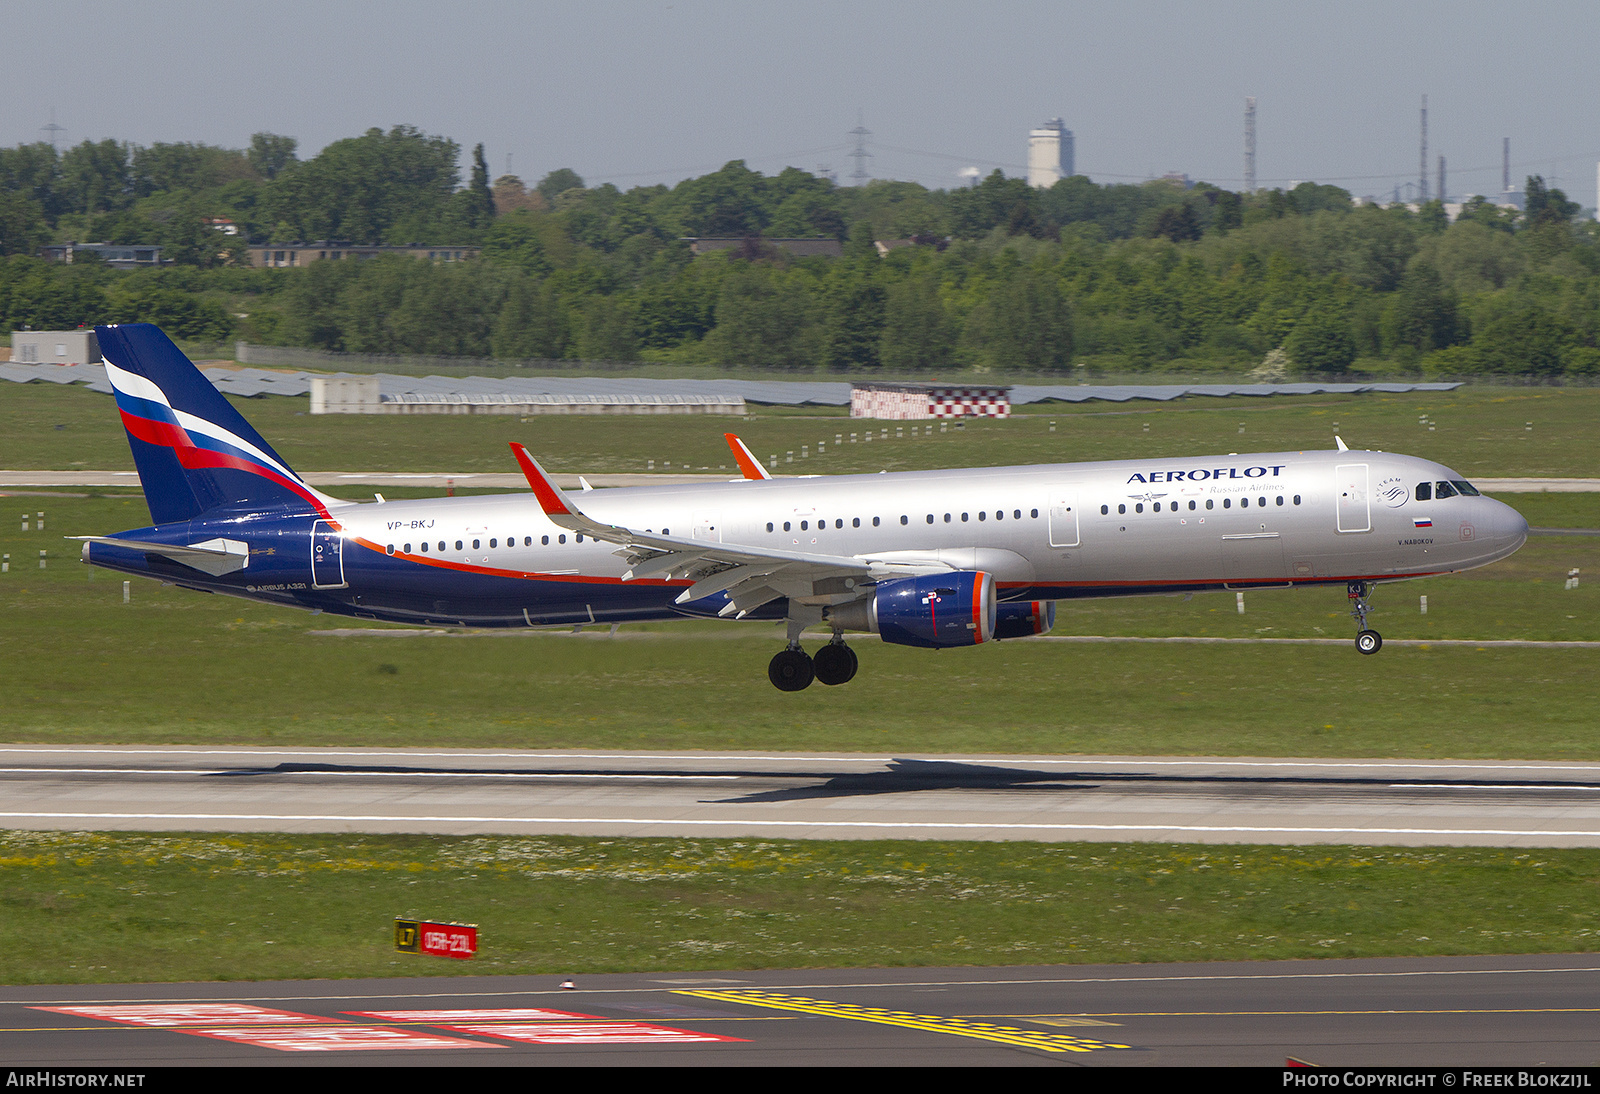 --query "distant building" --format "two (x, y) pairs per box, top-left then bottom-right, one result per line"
(683, 237), (843, 258)
(10, 329), (101, 365)
(247, 242), (482, 268)
(850, 381), (1011, 421)
(1027, 118), (1073, 188)
(309, 375), (746, 416)
(41, 242), (162, 268)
